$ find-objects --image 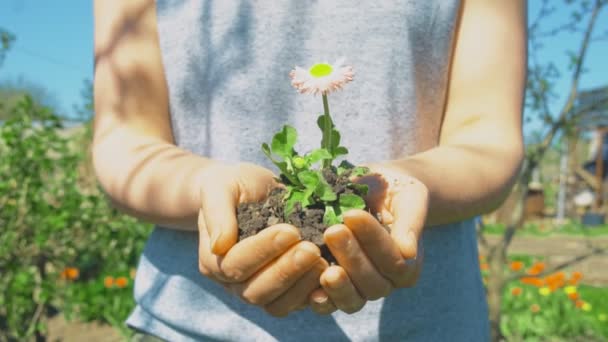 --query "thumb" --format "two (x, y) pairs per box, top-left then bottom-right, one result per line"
(200, 176), (239, 256)
(390, 182), (428, 259)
